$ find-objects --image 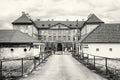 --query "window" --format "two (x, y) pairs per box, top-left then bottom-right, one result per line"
(68, 36), (71, 40)
(53, 36), (56, 41)
(80, 45), (82, 50)
(68, 30), (70, 34)
(58, 30), (61, 34)
(24, 48), (27, 52)
(96, 48), (99, 51)
(109, 48), (112, 51)
(69, 24), (72, 26)
(38, 35), (42, 40)
(76, 24), (78, 26)
(49, 36), (52, 41)
(34, 45), (39, 49)
(11, 48), (14, 52)
(44, 36), (46, 40)
(63, 36), (66, 41)
(58, 36), (61, 40)
(48, 24), (51, 26)
(42, 24), (45, 26)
